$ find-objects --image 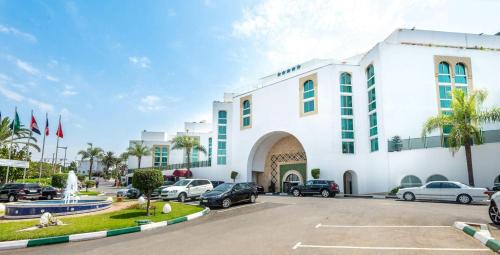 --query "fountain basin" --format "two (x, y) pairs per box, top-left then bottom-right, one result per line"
(4, 199), (112, 219)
